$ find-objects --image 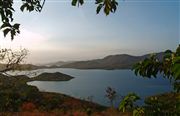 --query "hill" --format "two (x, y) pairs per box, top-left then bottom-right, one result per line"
(2, 52), (163, 70)
(43, 61), (75, 67)
(58, 53), (164, 70)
